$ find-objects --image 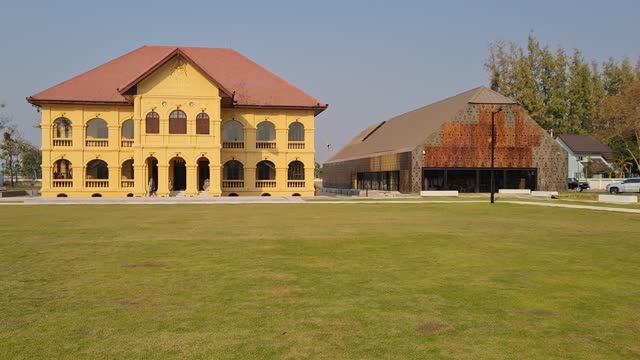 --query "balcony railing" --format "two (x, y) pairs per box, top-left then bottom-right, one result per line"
(222, 180), (244, 188)
(223, 141), (244, 149)
(52, 180), (73, 188)
(86, 180), (109, 188)
(288, 141), (305, 150)
(53, 139), (73, 147)
(86, 139), (109, 147)
(255, 180), (276, 188)
(121, 139), (134, 148)
(287, 180), (305, 188)
(256, 141), (276, 149)
(121, 179), (135, 188)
